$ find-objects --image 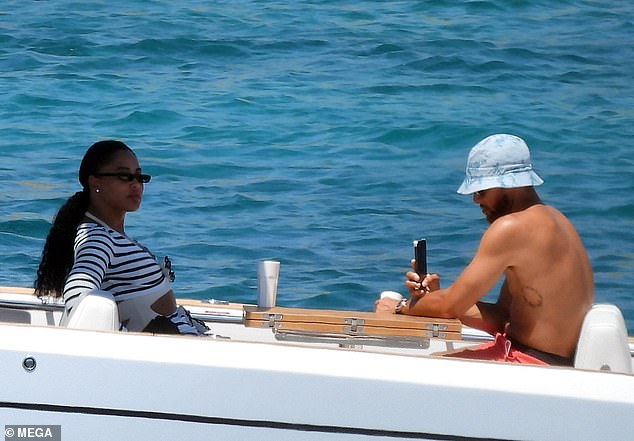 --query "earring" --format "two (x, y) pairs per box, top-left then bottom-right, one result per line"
(95, 189), (101, 193)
